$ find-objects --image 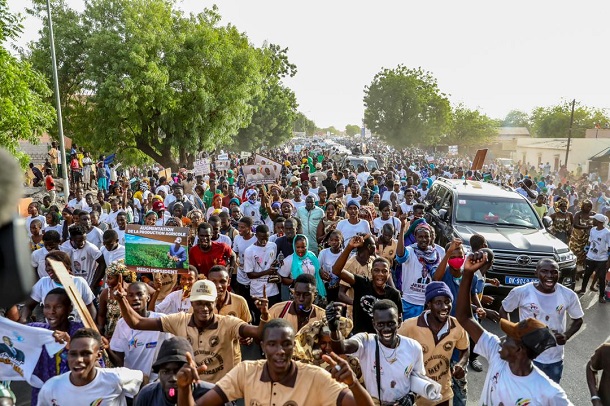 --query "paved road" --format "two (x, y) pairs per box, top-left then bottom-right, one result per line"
(466, 289), (609, 405)
(11, 290), (608, 405)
